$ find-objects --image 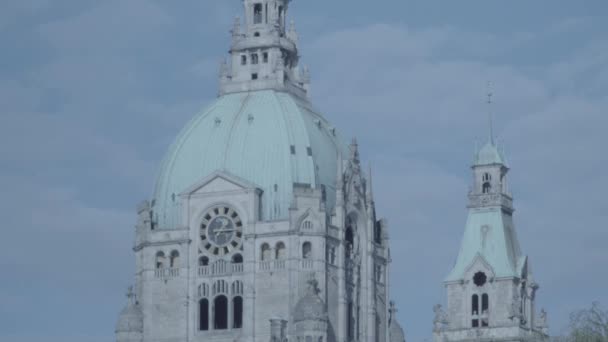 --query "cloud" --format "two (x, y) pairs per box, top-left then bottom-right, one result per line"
(1, 2), (607, 342)
(301, 21), (608, 340)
